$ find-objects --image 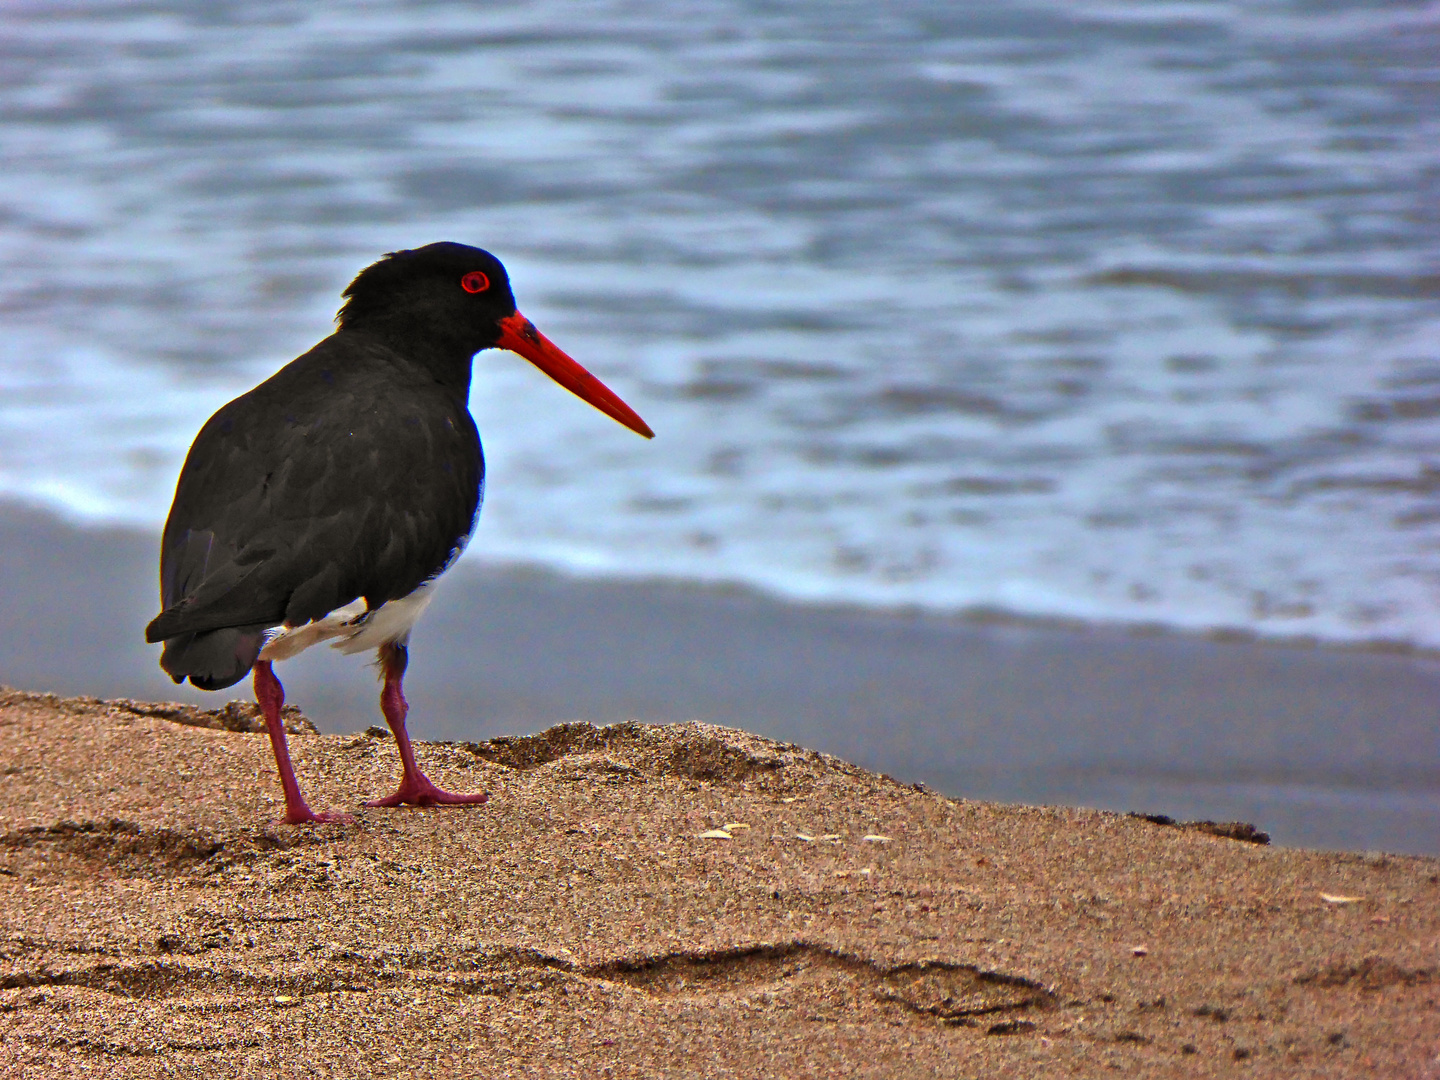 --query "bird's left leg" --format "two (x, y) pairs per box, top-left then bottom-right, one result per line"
(254, 660), (353, 825)
(365, 641), (490, 808)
